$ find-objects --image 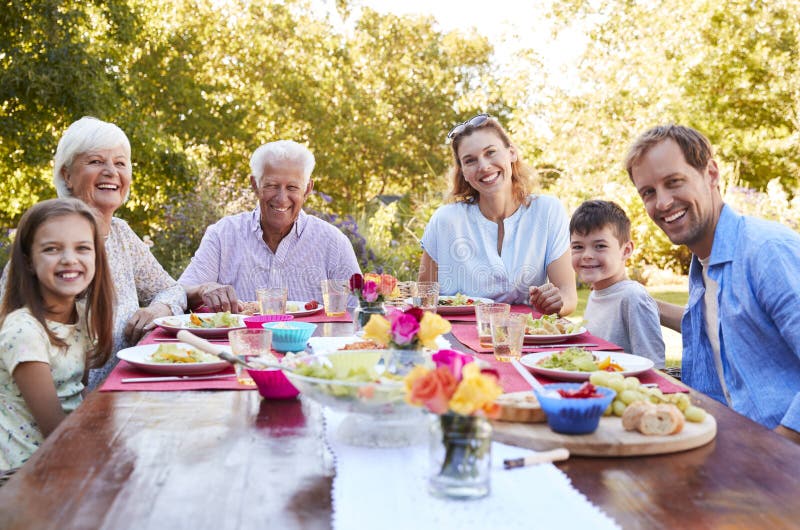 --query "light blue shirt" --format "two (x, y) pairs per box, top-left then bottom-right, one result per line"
(420, 195), (570, 304)
(682, 204), (800, 431)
